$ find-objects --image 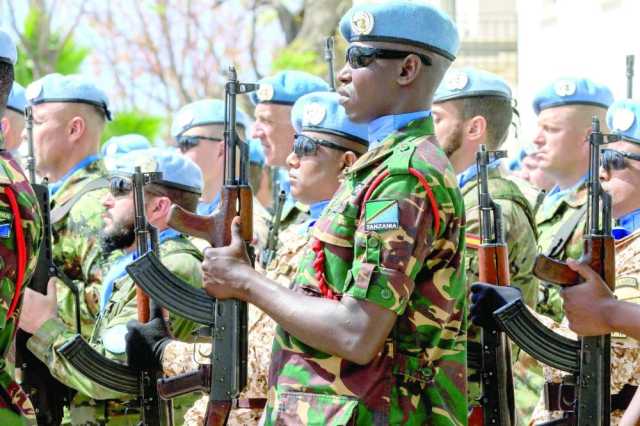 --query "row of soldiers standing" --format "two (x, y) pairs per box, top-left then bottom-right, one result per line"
(0, 0), (639, 425)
